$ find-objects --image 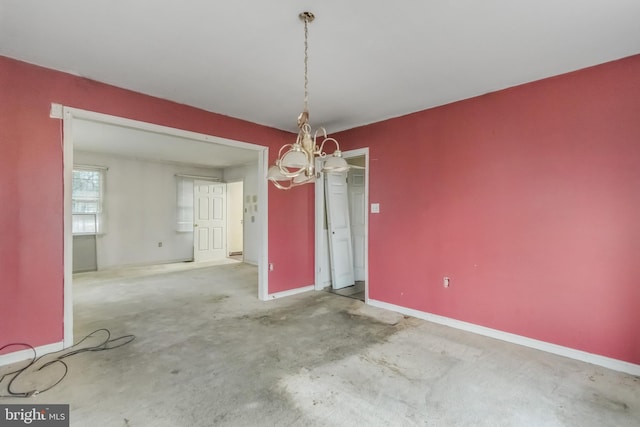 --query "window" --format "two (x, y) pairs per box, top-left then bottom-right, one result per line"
(176, 176), (194, 232)
(72, 167), (105, 234)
